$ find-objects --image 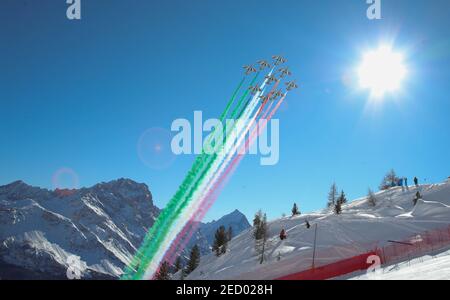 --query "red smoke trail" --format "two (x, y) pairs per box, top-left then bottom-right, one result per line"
(160, 84), (281, 268)
(161, 93), (287, 270)
(160, 82), (281, 266)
